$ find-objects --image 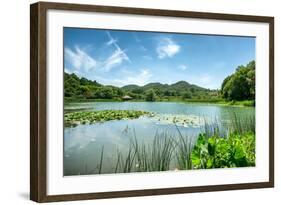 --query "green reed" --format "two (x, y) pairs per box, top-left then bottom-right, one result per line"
(86, 111), (255, 174)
